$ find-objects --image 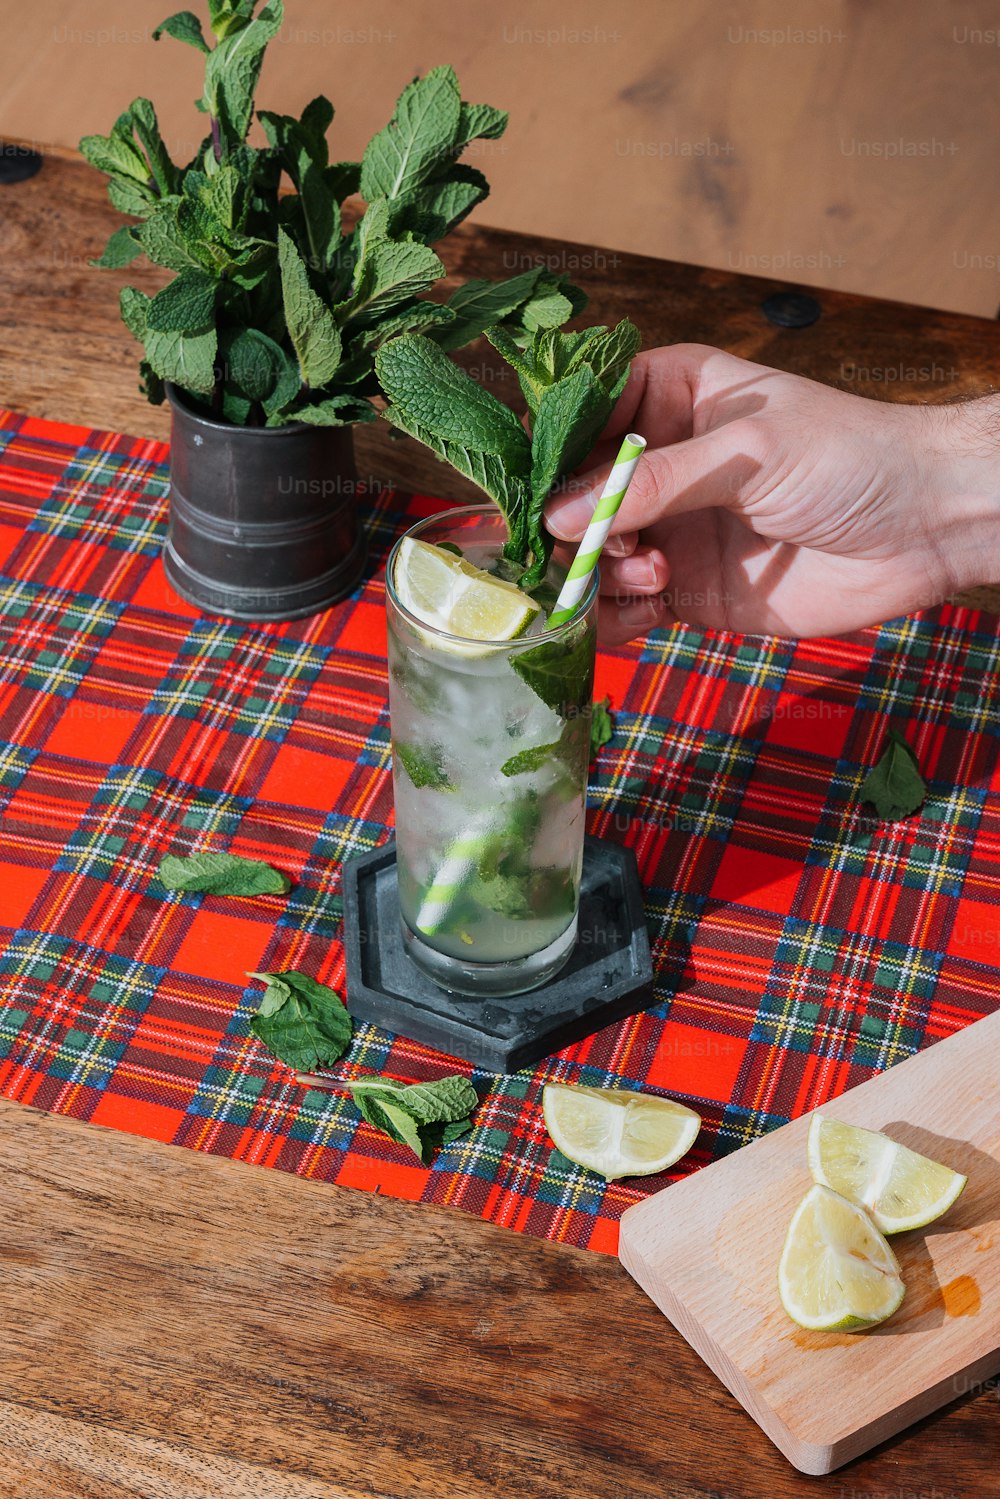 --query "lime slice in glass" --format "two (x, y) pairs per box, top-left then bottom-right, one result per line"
(542, 1083), (701, 1181)
(778, 1183), (905, 1332)
(394, 536), (540, 644)
(807, 1114), (967, 1234)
